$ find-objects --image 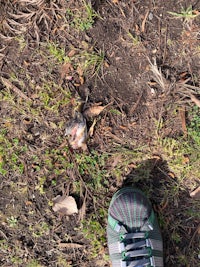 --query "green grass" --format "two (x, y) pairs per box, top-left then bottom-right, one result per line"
(127, 31), (141, 46)
(75, 150), (108, 189)
(38, 80), (71, 111)
(47, 41), (104, 77)
(154, 107), (200, 184)
(7, 216), (18, 228)
(168, 5), (199, 22)
(81, 211), (107, 259)
(48, 42), (69, 63)
(26, 260), (44, 267)
(188, 106), (200, 146)
(66, 1), (99, 31)
(0, 129), (27, 175)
